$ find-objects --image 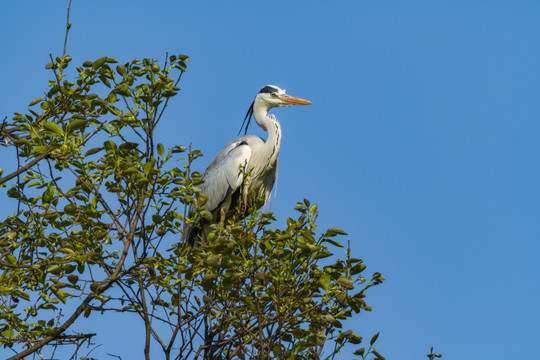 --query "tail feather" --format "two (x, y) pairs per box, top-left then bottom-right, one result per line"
(182, 220), (205, 246)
